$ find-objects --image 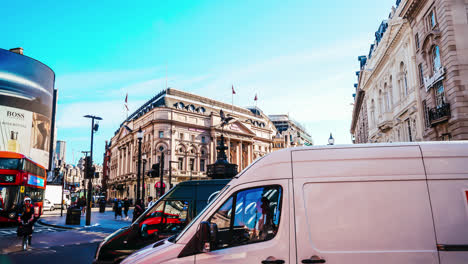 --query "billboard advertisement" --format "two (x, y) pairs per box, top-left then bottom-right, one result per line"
(0, 48), (55, 168)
